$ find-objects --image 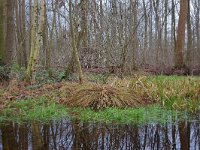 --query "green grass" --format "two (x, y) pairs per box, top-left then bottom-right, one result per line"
(70, 105), (189, 125)
(146, 75), (200, 112)
(0, 97), (68, 124)
(0, 97), (190, 125)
